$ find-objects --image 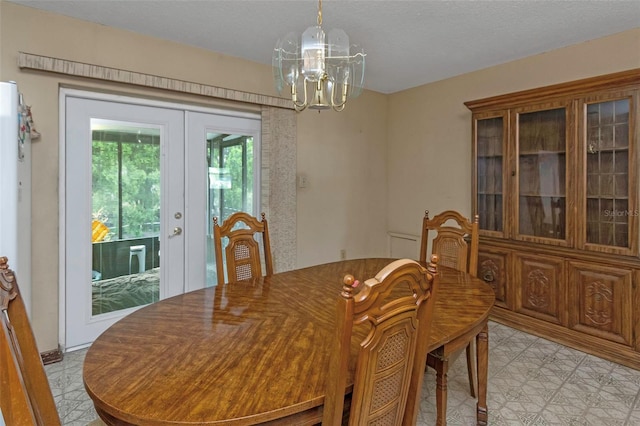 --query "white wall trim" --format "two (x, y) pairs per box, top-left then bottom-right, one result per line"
(387, 232), (421, 259)
(57, 90), (67, 351)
